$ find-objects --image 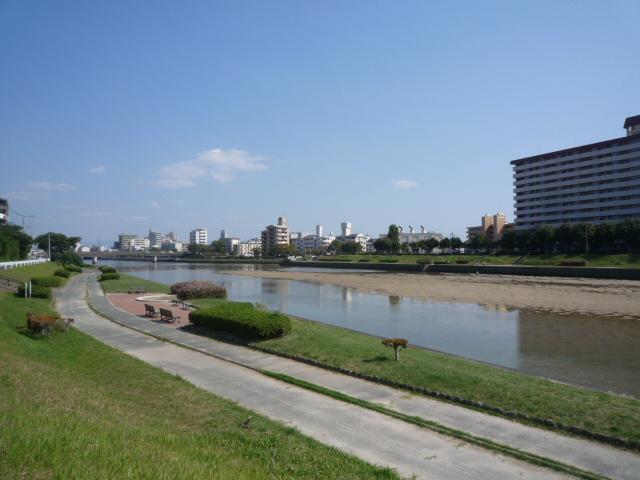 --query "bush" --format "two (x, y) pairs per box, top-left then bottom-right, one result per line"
(455, 260), (469, 264)
(99, 266), (117, 273)
(416, 259), (432, 265)
(31, 276), (63, 287)
(55, 251), (83, 266)
(54, 269), (71, 278)
(559, 261), (587, 267)
(190, 303), (291, 339)
(99, 273), (120, 281)
(358, 258), (371, 262)
(319, 257), (352, 262)
(17, 285), (52, 299)
(379, 257), (399, 263)
(170, 281), (227, 300)
(63, 264), (82, 273)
